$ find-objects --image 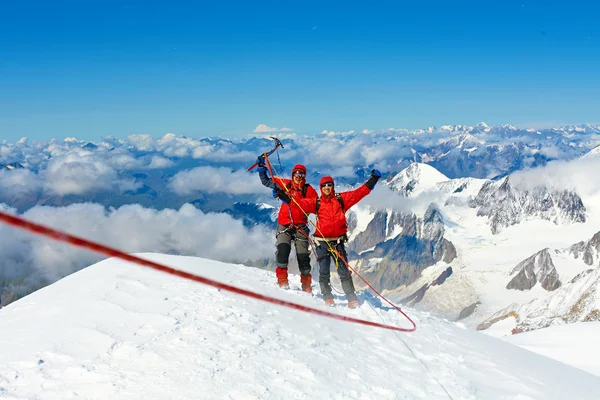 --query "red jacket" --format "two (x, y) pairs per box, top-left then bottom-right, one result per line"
(297, 184), (371, 238)
(273, 178), (318, 226)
